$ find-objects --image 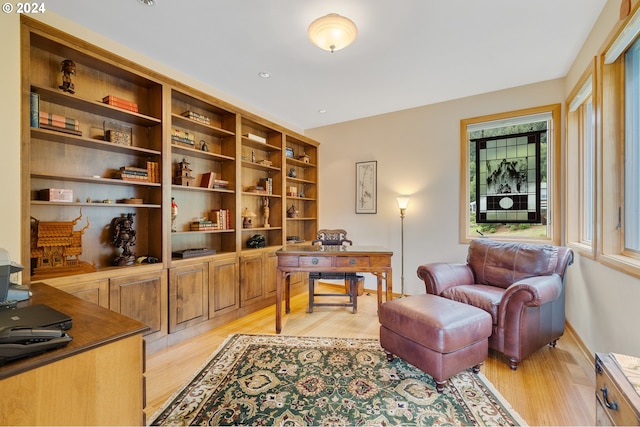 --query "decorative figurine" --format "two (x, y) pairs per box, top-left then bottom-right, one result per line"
(200, 140), (209, 152)
(111, 213), (137, 266)
(173, 158), (196, 186)
(171, 197), (178, 232)
(262, 197), (270, 228)
(288, 167), (297, 178)
(287, 203), (299, 218)
(59, 59), (76, 94)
